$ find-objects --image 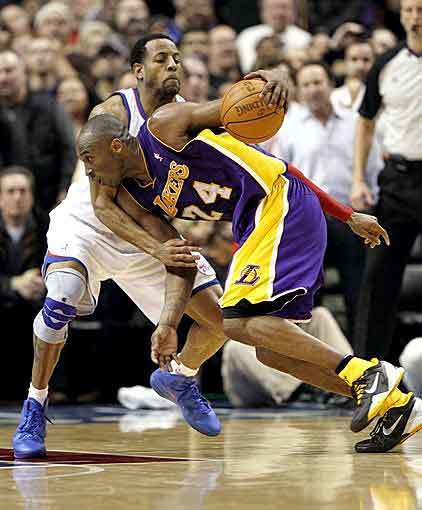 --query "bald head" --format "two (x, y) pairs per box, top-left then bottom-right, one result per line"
(77, 114), (127, 153)
(0, 50), (27, 102)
